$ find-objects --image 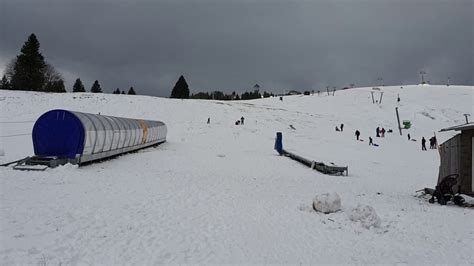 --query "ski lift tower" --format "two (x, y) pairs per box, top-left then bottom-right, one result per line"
(419, 70), (427, 84)
(377, 77), (383, 86)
